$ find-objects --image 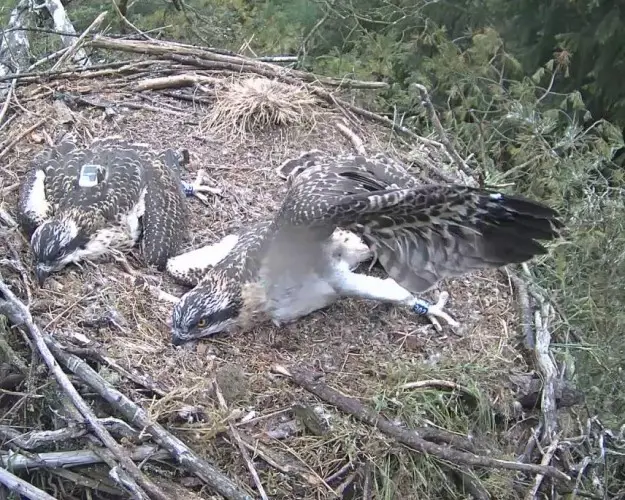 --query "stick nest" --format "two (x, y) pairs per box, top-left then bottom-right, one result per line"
(200, 77), (320, 139)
